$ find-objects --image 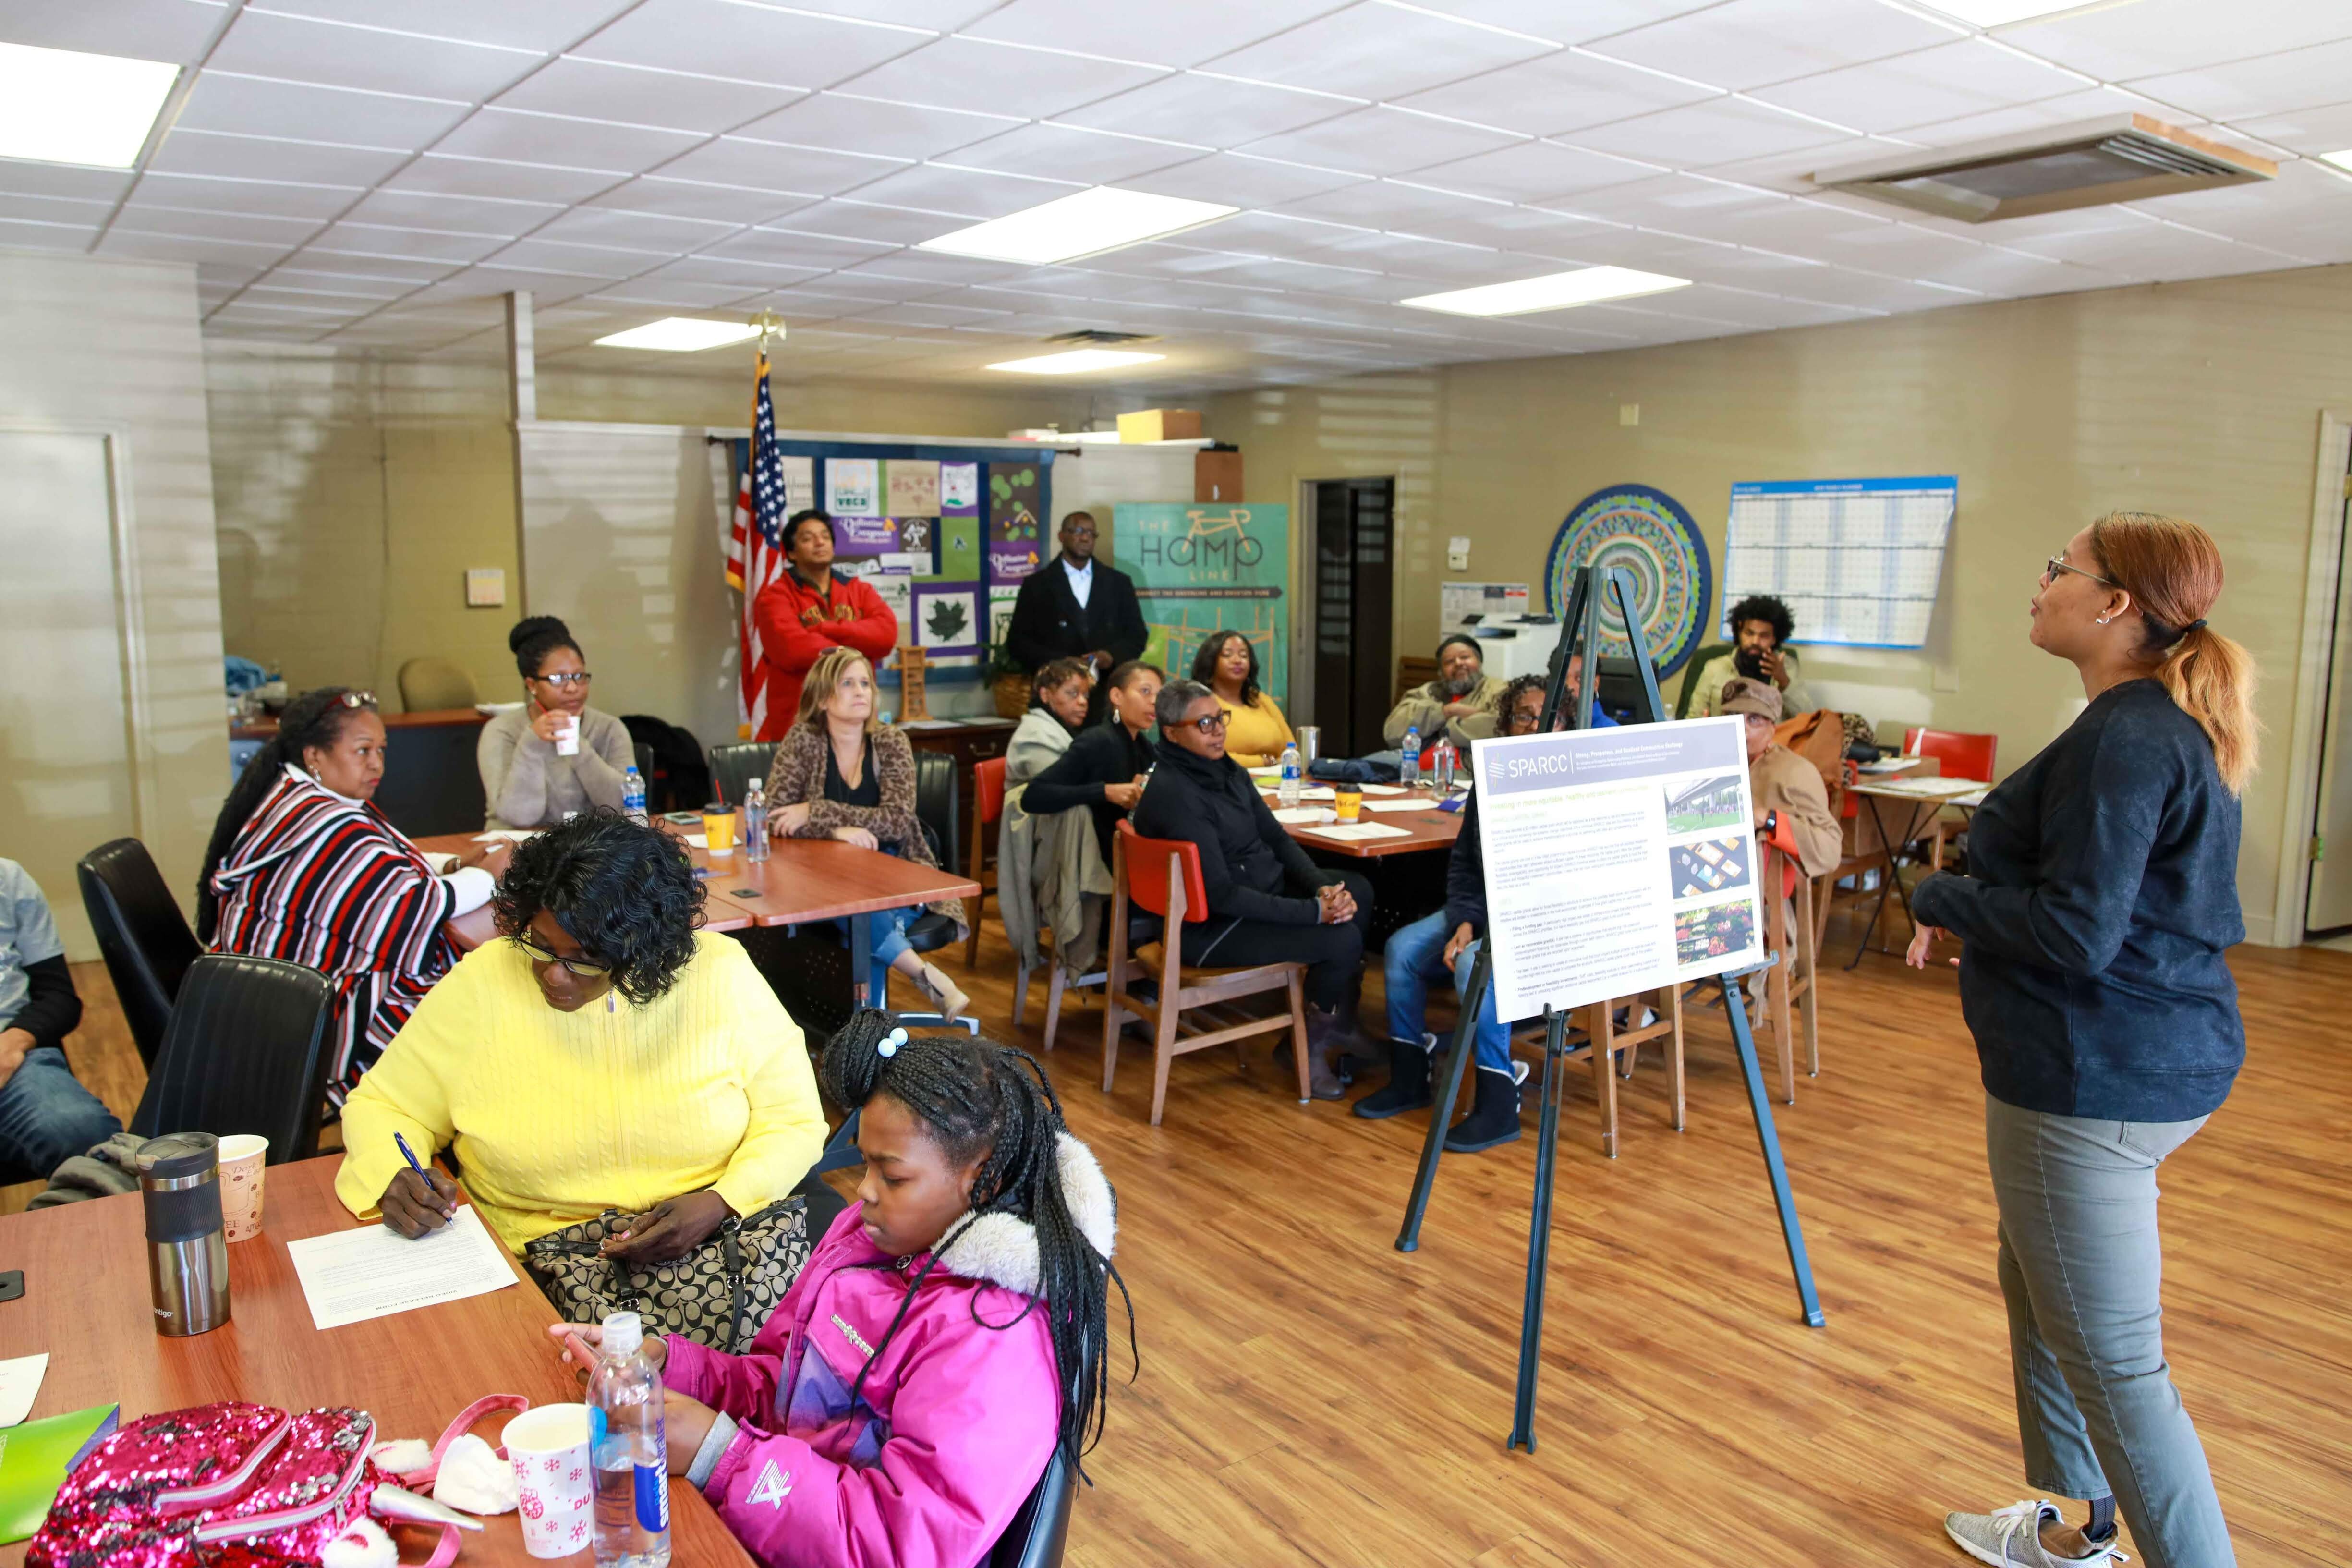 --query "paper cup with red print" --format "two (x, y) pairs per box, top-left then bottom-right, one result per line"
(216, 1134), (269, 1242)
(505, 1403), (595, 1558)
